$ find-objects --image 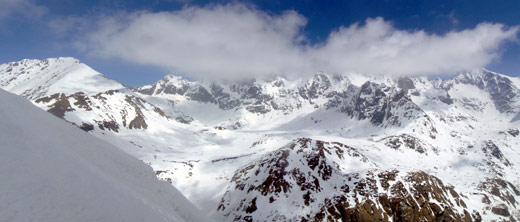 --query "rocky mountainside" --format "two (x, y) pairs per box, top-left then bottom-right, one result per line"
(1, 58), (519, 221)
(218, 138), (516, 221)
